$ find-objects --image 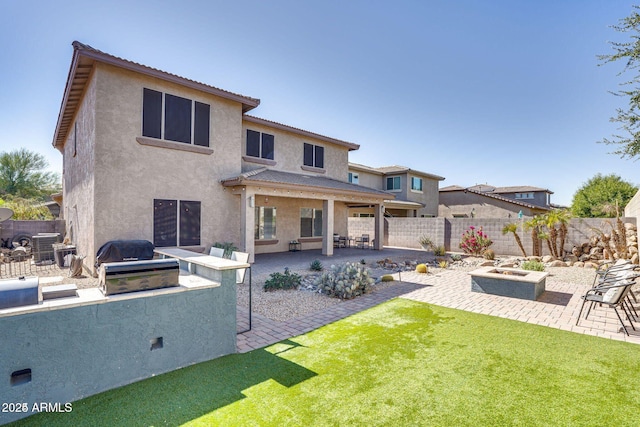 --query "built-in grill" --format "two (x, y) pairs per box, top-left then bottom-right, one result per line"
(95, 240), (155, 268)
(100, 258), (180, 296)
(0, 276), (39, 309)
